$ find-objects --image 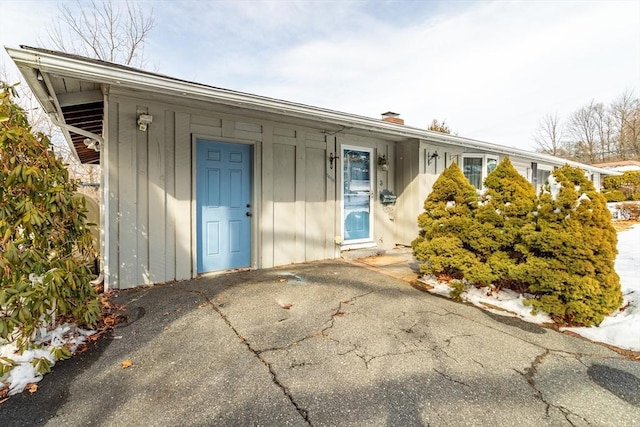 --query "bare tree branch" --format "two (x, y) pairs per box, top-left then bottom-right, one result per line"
(45, 0), (154, 67)
(533, 113), (569, 157)
(567, 101), (600, 163)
